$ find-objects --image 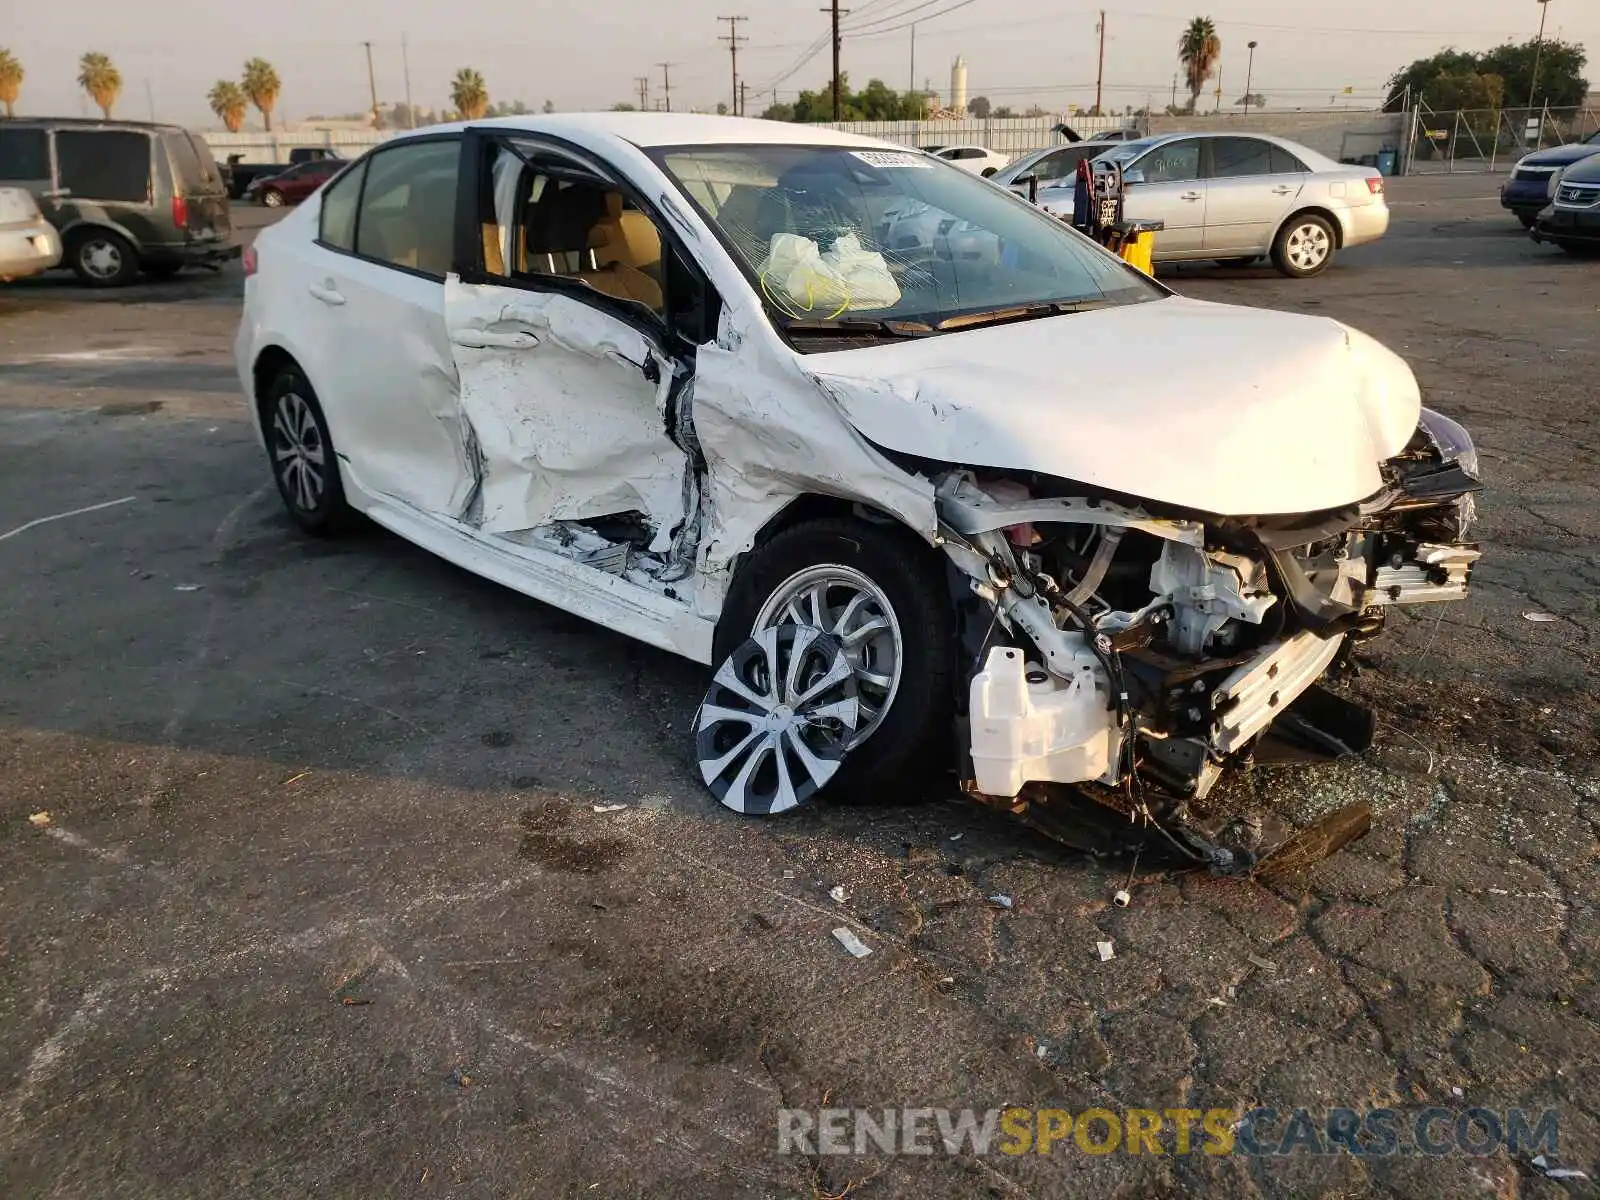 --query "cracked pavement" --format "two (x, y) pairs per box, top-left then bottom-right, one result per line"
(1, 177), (1596, 1198)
